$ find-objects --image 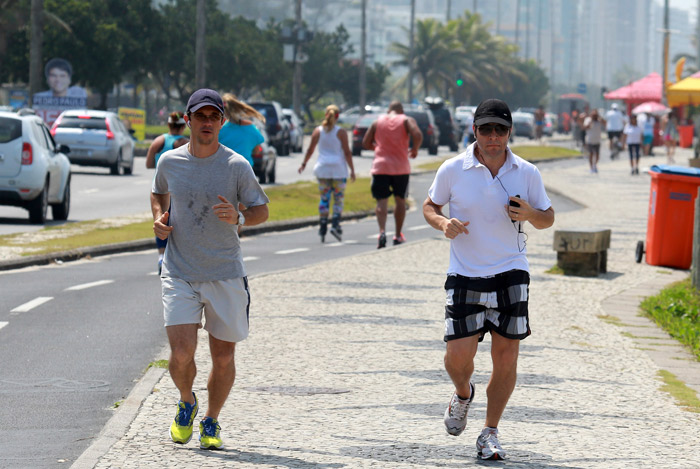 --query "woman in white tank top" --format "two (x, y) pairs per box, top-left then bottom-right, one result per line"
(299, 104), (356, 242)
